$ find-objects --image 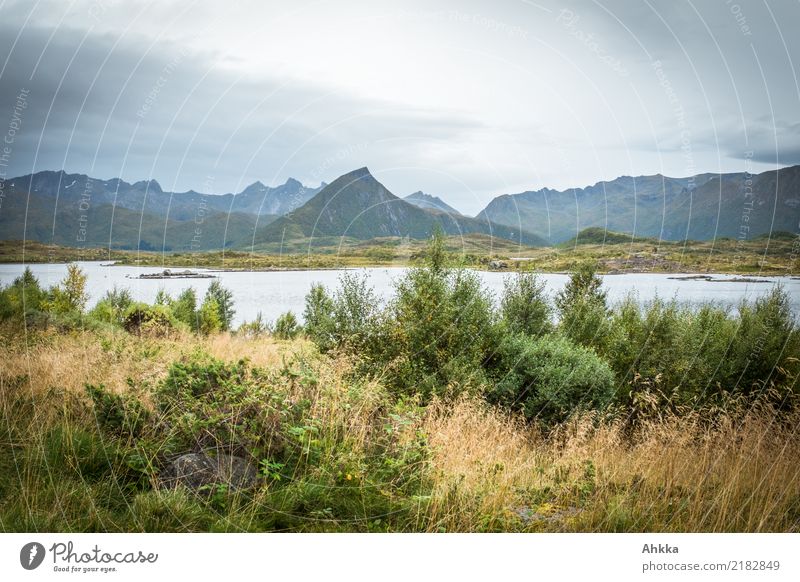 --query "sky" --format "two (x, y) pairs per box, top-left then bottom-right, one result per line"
(0, 0), (798, 215)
